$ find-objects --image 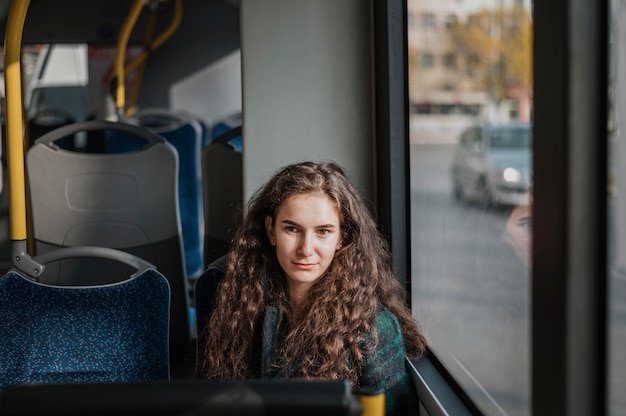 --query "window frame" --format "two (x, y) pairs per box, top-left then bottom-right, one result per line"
(532, 0), (608, 414)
